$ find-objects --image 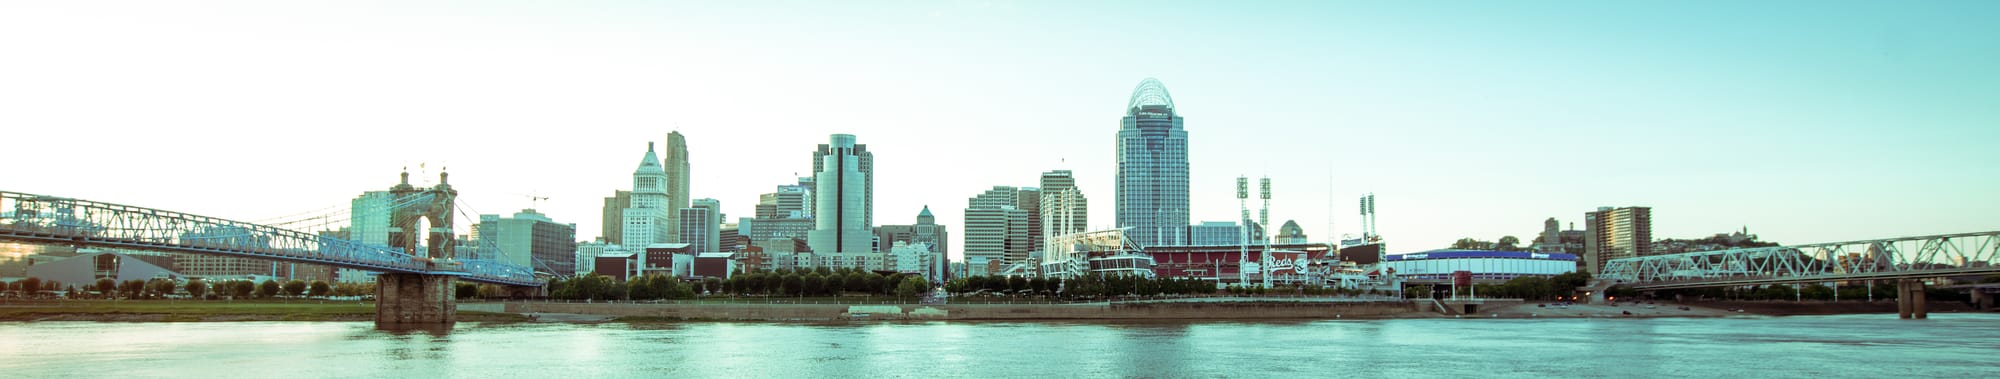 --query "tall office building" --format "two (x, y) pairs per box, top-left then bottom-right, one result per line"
(679, 198), (721, 253)
(1015, 187), (1041, 257)
(1115, 78), (1190, 247)
(1039, 170), (1088, 253)
(622, 143), (673, 266)
(600, 190), (631, 243)
(876, 206), (950, 259)
(475, 209), (578, 276)
(756, 184), (813, 219)
(807, 134), (874, 255)
(1583, 206), (1652, 275)
(964, 187), (1032, 272)
(663, 131), (692, 242)
(913, 206), (948, 261)
(339, 190), (394, 283)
